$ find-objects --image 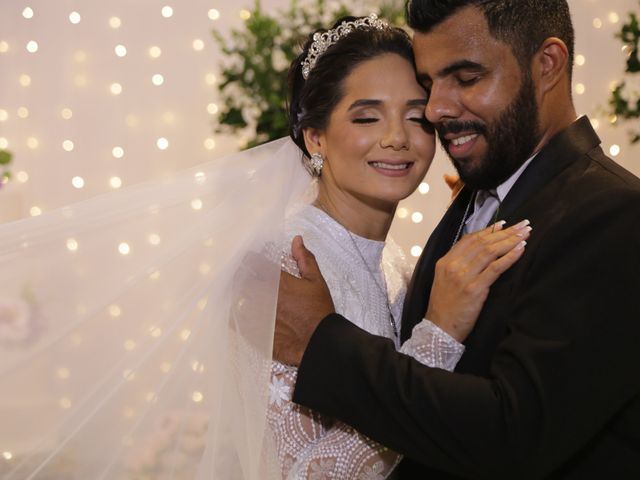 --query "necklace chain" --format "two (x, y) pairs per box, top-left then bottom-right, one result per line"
(314, 202), (399, 343)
